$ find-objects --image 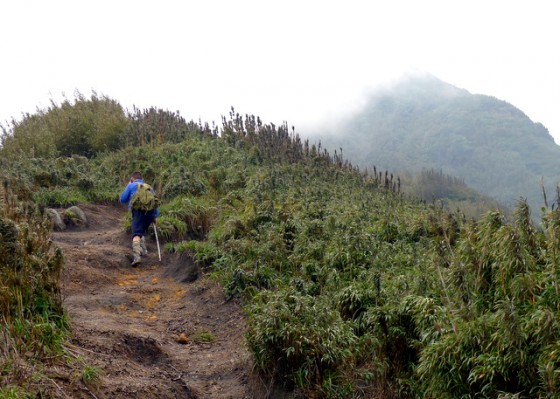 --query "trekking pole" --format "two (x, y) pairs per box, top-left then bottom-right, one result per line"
(153, 224), (162, 261)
